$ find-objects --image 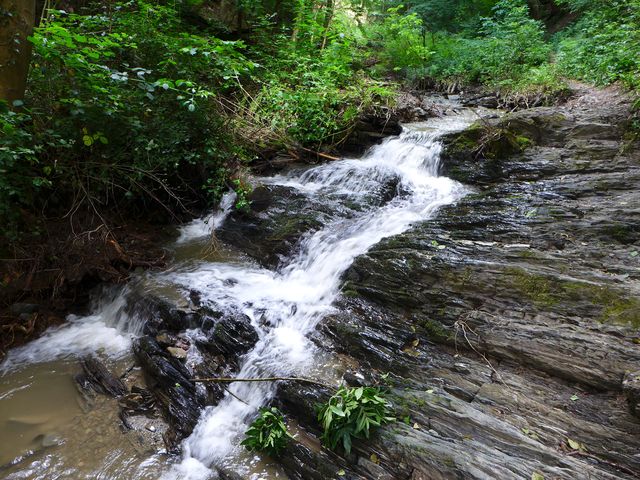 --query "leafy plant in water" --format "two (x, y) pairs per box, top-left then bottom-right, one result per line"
(241, 407), (292, 456)
(317, 386), (395, 454)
